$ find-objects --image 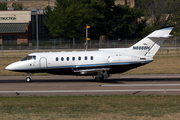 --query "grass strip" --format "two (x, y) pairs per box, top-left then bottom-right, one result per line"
(0, 96), (180, 120)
